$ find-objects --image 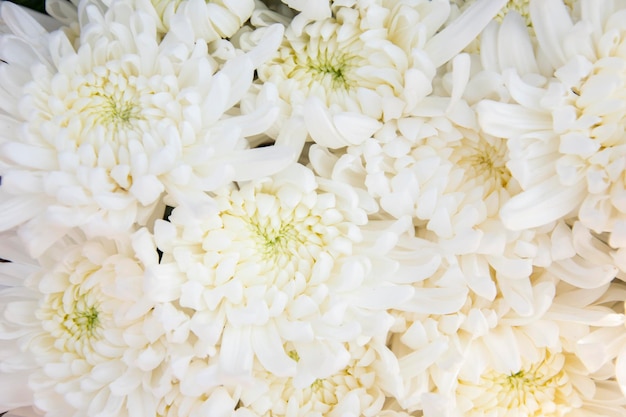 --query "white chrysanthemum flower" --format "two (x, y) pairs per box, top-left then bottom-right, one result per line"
(246, 0), (509, 148)
(33, 233), (173, 417)
(451, 284), (626, 417)
(0, 1), (291, 256)
(238, 341), (399, 417)
(477, 0), (626, 268)
(151, 163), (414, 386)
(308, 68), (608, 315)
(391, 270), (625, 416)
(456, 350), (587, 417)
(351, 104), (516, 240)
(0, 228), (173, 417)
